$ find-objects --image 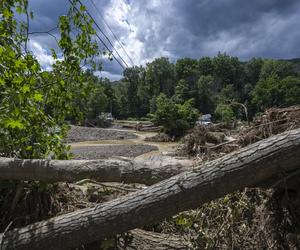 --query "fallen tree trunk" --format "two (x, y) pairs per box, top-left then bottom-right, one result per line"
(1, 129), (300, 250)
(0, 156), (192, 185)
(118, 229), (188, 249)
